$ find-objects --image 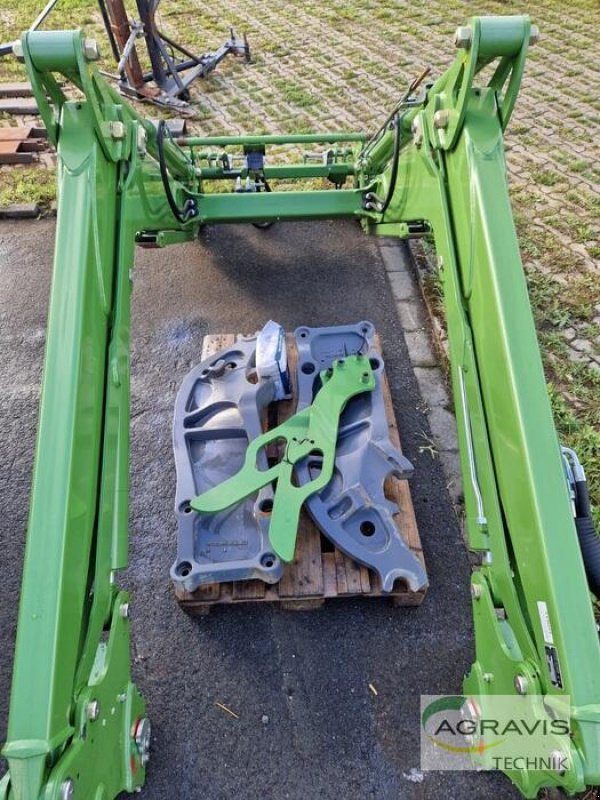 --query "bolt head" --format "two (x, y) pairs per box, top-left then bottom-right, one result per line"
(433, 109), (450, 129)
(514, 674), (528, 695)
(470, 583), (482, 600)
(134, 717), (151, 767)
(12, 39), (24, 60)
(529, 25), (540, 45)
(454, 26), (472, 49)
(86, 699), (100, 721)
(483, 672), (494, 683)
(110, 121), (126, 140)
(137, 126), (147, 155)
(119, 602), (129, 618)
(411, 117), (423, 146)
(549, 750), (567, 774)
(60, 778), (75, 800)
(83, 38), (101, 61)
